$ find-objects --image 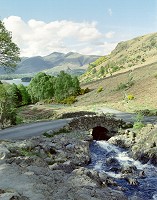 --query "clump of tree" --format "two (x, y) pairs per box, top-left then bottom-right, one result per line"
(27, 71), (81, 104)
(0, 82), (31, 128)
